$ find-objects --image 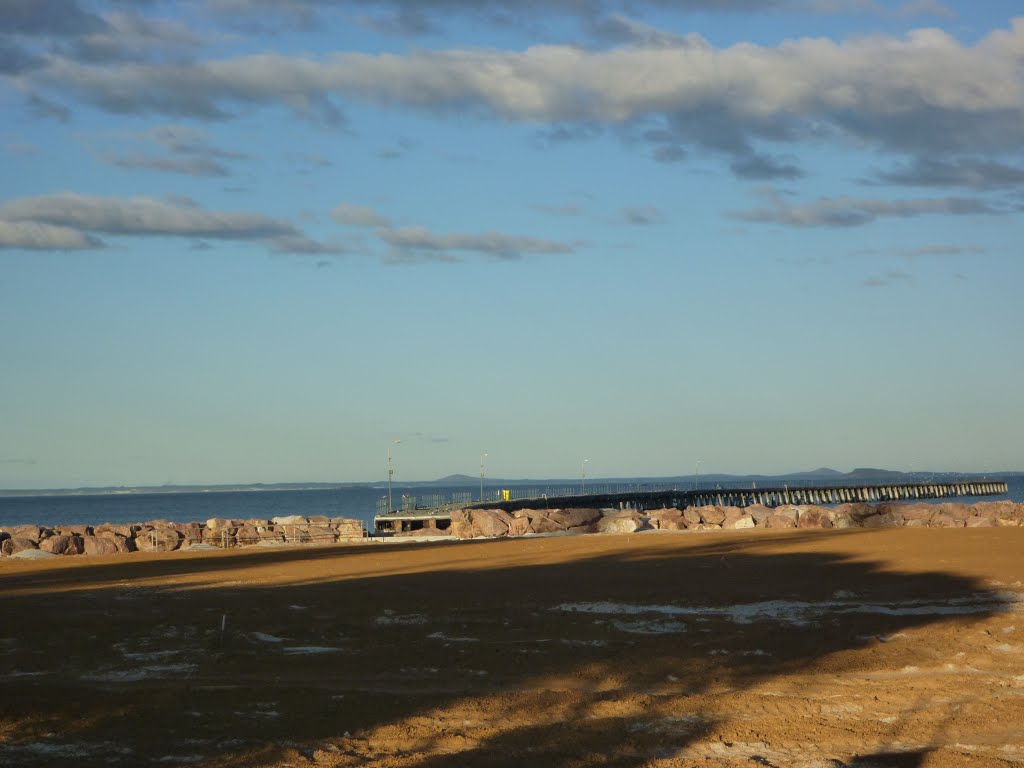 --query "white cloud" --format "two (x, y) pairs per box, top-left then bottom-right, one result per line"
(332, 203), (392, 228)
(0, 220), (101, 250)
(0, 192), (294, 239)
(25, 19), (1024, 172)
(731, 188), (1000, 227)
(0, 192), (344, 255)
(332, 201), (575, 262)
